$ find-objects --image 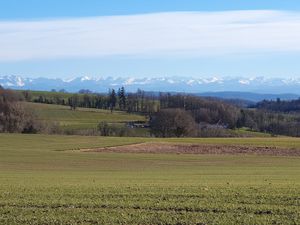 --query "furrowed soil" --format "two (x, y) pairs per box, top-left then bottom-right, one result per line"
(83, 142), (300, 156)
